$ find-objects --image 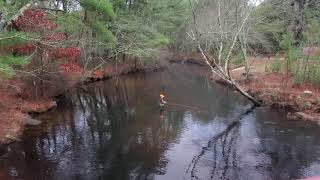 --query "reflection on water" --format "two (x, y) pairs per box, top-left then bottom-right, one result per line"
(0, 64), (320, 180)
